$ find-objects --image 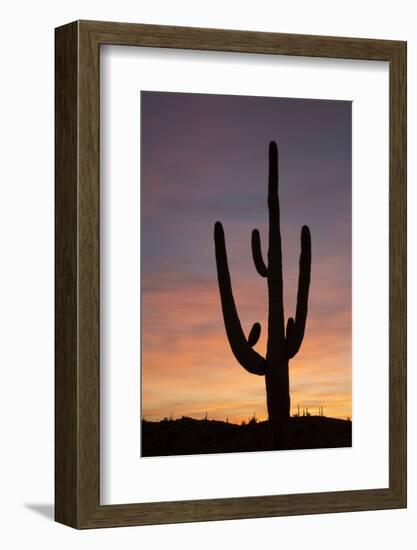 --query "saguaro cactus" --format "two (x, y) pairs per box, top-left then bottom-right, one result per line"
(214, 141), (311, 448)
